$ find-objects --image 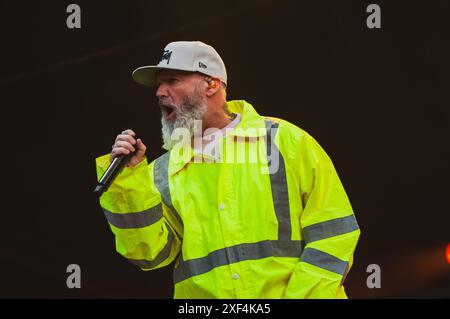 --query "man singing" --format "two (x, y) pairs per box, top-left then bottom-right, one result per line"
(95, 41), (360, 298)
